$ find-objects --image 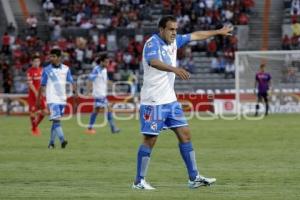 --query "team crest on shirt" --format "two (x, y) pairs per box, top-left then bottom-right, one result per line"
(147, 42), (153, 48)
(150, 122), (157, 131)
